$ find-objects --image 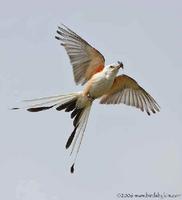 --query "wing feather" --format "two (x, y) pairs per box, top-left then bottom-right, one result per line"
(55, 24), (105, 85)
(100, 74), (160, 115)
